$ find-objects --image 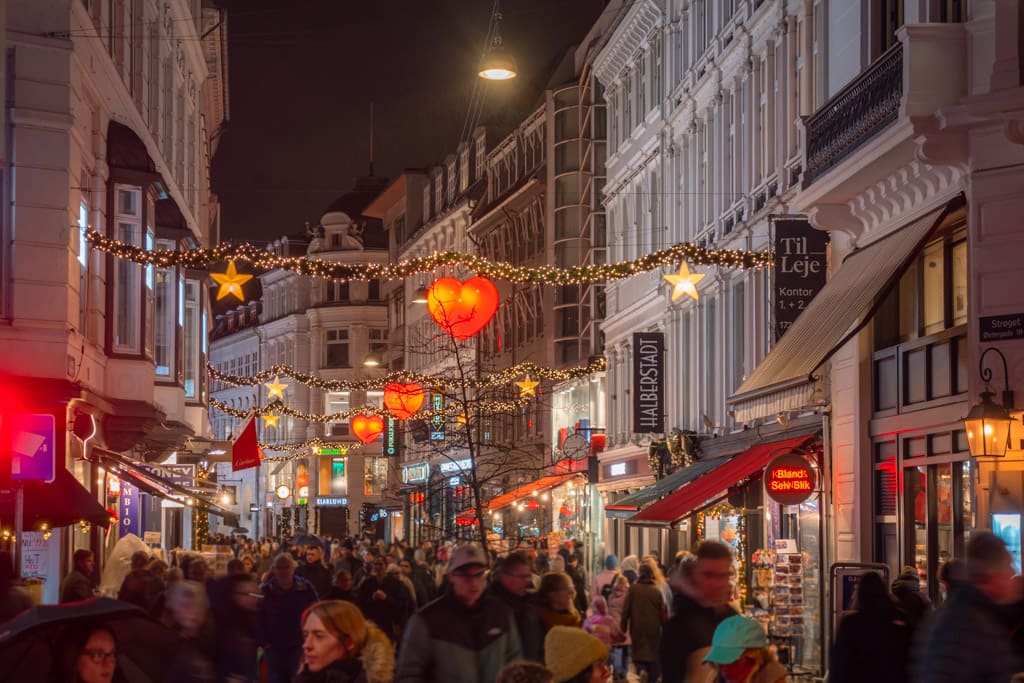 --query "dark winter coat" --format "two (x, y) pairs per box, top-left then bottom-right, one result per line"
(913, 584), (1017, 683)
(298, 560), (335, 598)
(487, 581), (545, 663)
(620, 578), (664, 663)
(59, 569), (93, 603)
(396, 591), (522, 683)
(259, 574), (319, 651)
(891, 573), (930, 635)
(830, 601), (912, 683)
(118, 568), (161, 615)
(660, 590), (737, 683)
(358, 574), (411, 642)
(294, 658), (368, 683)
